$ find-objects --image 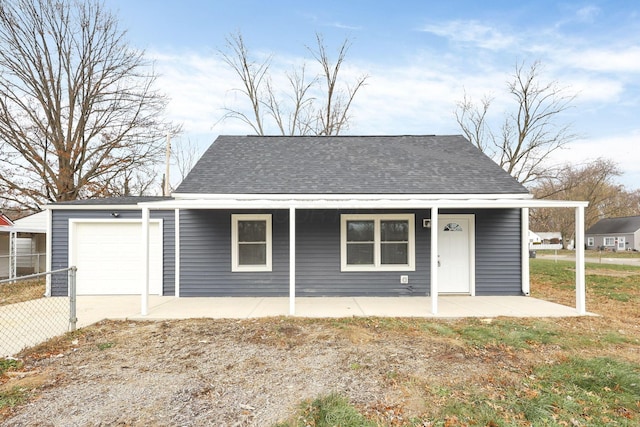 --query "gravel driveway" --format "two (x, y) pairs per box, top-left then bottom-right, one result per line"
(2, 318), (503, 426)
